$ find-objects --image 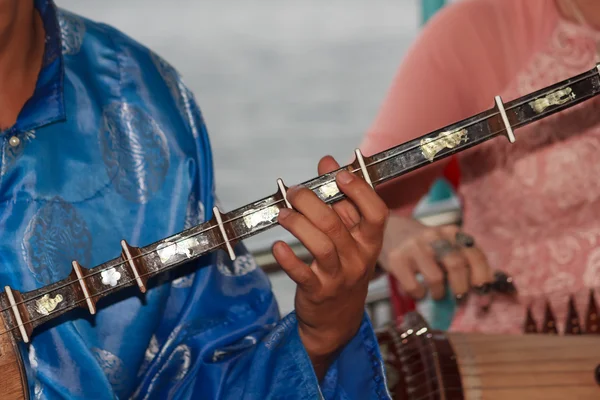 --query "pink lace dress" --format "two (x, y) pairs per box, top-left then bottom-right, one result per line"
(360, 0), (600, 334)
